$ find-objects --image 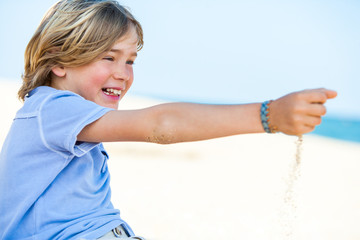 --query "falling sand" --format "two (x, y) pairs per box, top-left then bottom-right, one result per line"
(280, 135), (303, 239)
